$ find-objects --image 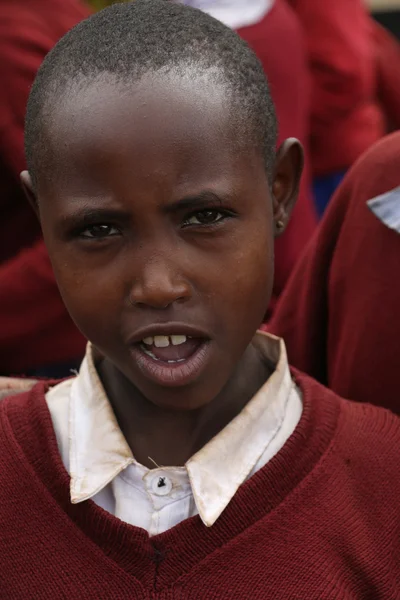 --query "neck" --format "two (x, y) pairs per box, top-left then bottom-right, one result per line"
(97, 342), (272, 468)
